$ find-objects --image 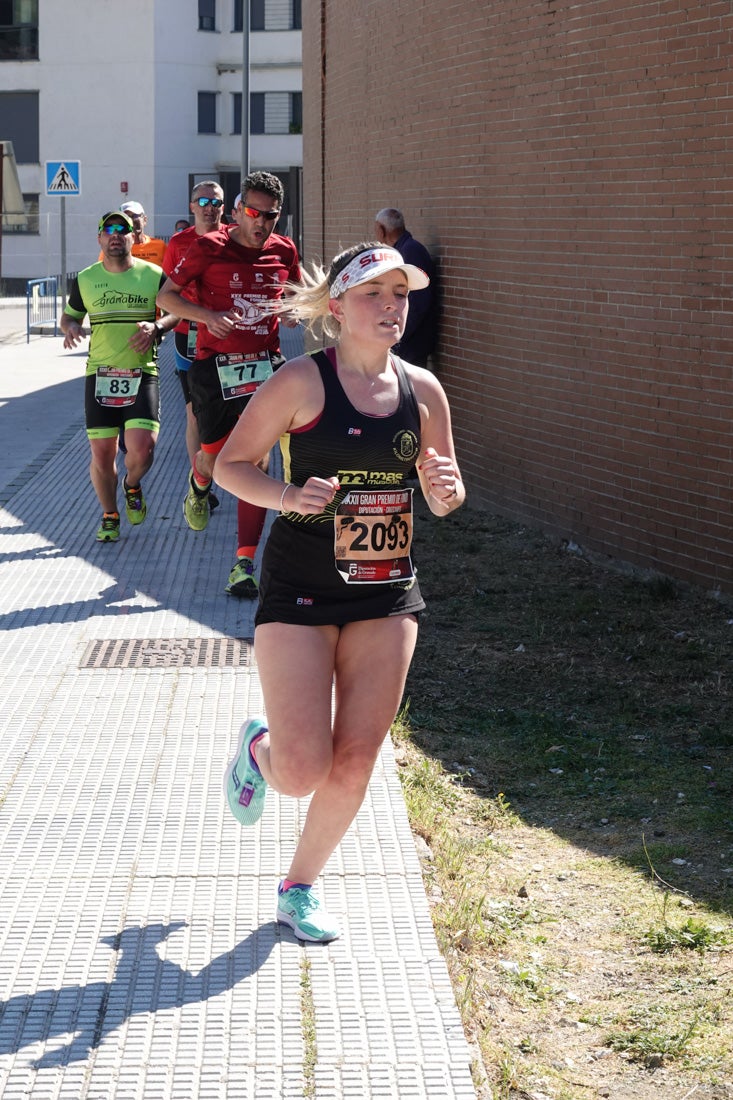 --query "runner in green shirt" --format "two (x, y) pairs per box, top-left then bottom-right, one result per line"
(61, 210), (178, 542)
